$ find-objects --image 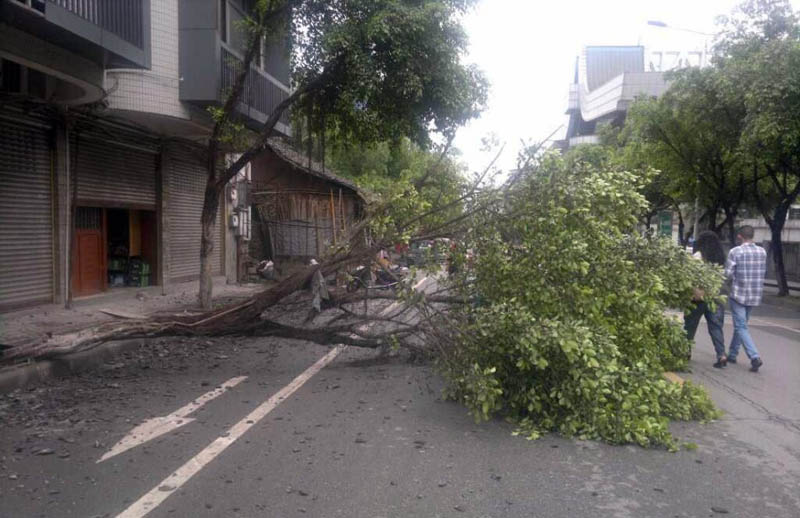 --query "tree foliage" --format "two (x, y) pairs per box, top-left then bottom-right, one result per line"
(617, 0), (800, 294)
(327, 137), (468, 234)
(198, 0), (488, 308)
(716, 0), (800, 295)
(291, 0), (488, 147)
(620, 67), (747, 244)
(438, 153), (722, 449)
